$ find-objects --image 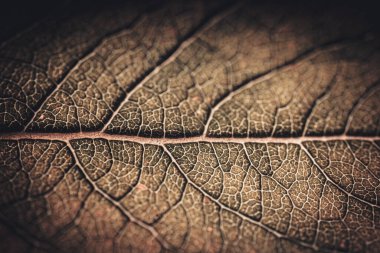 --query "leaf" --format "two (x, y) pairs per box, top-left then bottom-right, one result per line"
(0, 1), (379, 253)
